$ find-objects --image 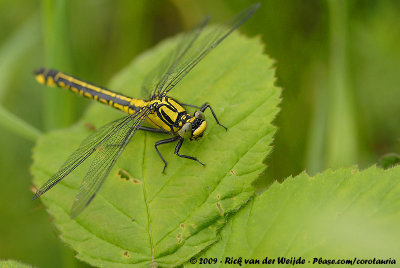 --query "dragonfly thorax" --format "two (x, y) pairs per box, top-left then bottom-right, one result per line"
(145, 96), (207, 140)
